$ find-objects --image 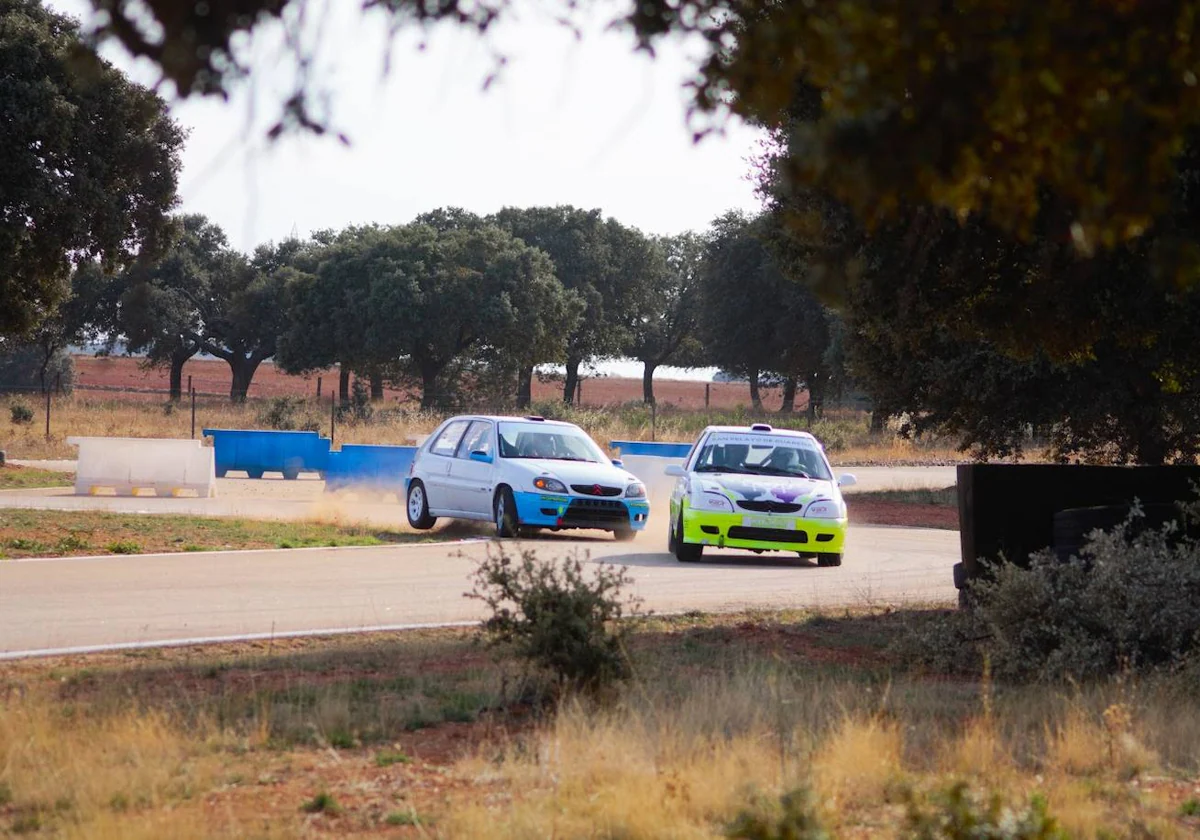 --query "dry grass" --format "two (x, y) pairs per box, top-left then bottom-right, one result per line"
(2, 394), (997, 465)
(4, 610), (1194, 838)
